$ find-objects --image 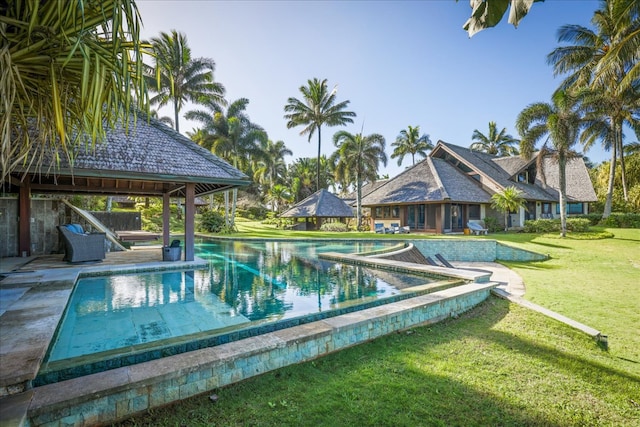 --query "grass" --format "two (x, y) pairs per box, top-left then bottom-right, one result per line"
(117, 224), (640, 426)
